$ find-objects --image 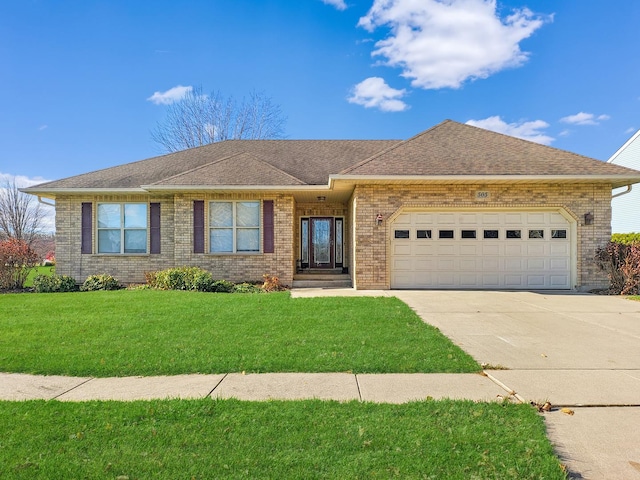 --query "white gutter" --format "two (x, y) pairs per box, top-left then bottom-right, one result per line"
(37, 196), (55, 207)
(612, 185), (633, 199)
